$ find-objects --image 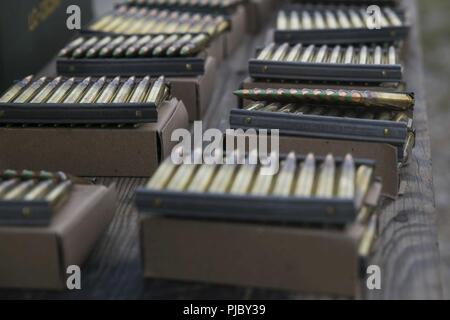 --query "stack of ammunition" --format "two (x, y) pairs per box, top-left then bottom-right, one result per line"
(137, 151), (382, 293)
(136, 151), (378, 227)
(0, 75), (169, 105)
(231, 87), (415, 163)
(277, 6), (404, 30)
(124, 0), (244, 11)
(242, 101), (412, 121)
(0, 75), (170, 124)
(88, 6), (230, 37)
(256, 42), (398, 65)
(249, 43), (402, 83)
(274, 5), (408, 44)
(0, 169), (73, 226)
(58, 33), (211, 59)
(235, 88), (413, 110)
